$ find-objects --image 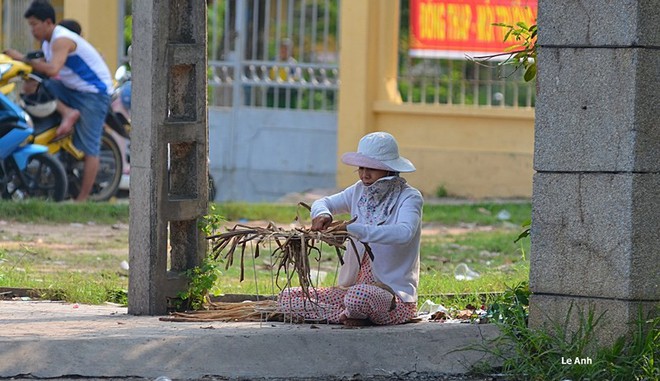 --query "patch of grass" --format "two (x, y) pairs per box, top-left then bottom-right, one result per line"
(0, 200), (532, 306)
(0, 200), (531, 225)
(419, 262), (528, 299)
(423, 202), (531, 226)
(0, 200), (129, 224)
(0, 266), (128, 305)
(422, 230), (530, 272)
(470, 287), (660, 381)
(213, 202), (315, 223)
